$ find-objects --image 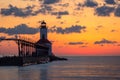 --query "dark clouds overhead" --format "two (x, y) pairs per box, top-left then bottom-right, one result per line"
(114, 5), (120, 17)
(34, 5), (53, 15)
(51, 11), (69, 18)
(95, 5), (114, 16)
(43, 0), (60, 4)
(0, 4), (69, 17)
(51, 11), (69, 15)
(0, 24), (86, 35)
(0, 4), (56, 17)
(0, 4), (35, 17)
(68, 42), (84, 45)
(1, 0), (120, 18)
(49, 25), (86, 34)
(95, 5), (120, 17)
(84, 0), (98, 7)
(105, 0), (116, 4)
(94, 38), (117, 45)
(0, 24), (38, 35)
